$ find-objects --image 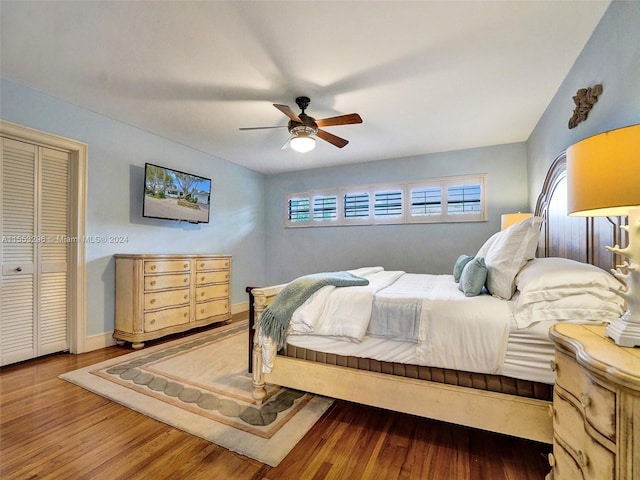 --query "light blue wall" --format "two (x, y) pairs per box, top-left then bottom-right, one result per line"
(263, 0), (640, 285)
(2, 1), (636, 338)
(0, 79), (266, 336)
(527, 0), (640, 203)
(264, 142), (528, 283)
